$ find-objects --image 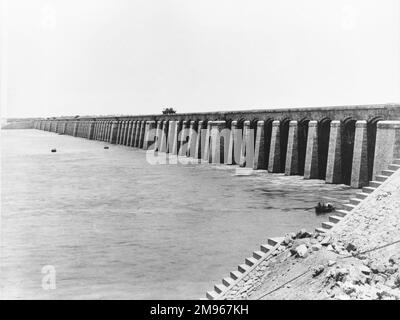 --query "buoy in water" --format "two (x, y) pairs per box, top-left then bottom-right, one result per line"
(51, 149), (57, 153)
(104, 146), (109, 149)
